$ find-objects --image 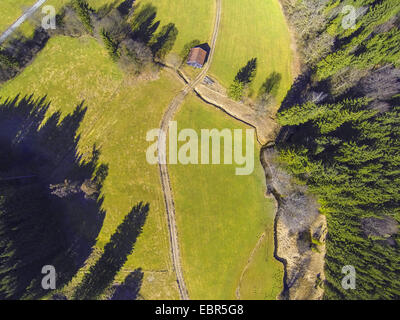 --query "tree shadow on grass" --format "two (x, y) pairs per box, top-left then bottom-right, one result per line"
(0, 94), (107, 299)
(96, 0), (135, 18)
(117, 0), (135, 17)
(0, 29), (50, 83)
(110, 268), (144, 300)
(73, 202), (149, 300)
(131, 3), (160, 44)
(235, 58), (258, 84)
(150, 23), (178, 59)
(96, 0), (122, 18)
(259, 72), (282, 98)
